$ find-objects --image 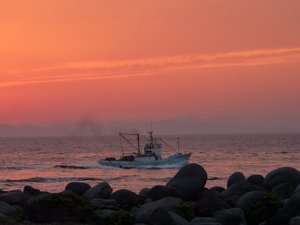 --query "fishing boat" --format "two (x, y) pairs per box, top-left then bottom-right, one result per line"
(98, 131), (191, 168)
